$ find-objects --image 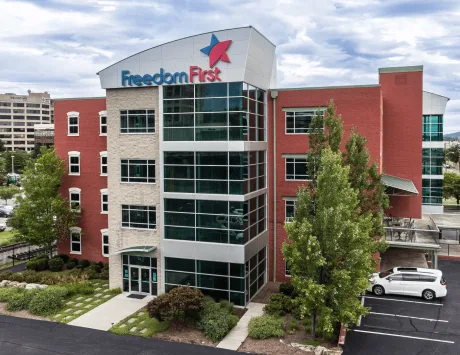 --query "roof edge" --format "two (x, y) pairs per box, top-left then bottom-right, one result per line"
(423, 90), (450, 101)
(97, 26), (272, 75)
(53, 96), (106, 101)
(379, 65), (423, 74)
(271, 84), (380, 92)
